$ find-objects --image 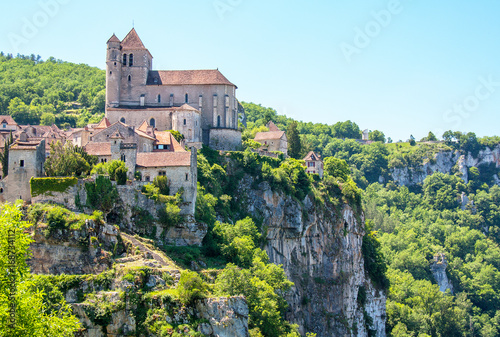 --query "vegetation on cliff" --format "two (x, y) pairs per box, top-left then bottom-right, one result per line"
(0, 202), (80, 336)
